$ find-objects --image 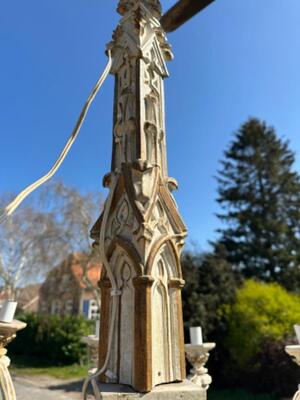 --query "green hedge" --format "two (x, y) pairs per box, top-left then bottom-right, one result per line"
(8, 313), (94, 365)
